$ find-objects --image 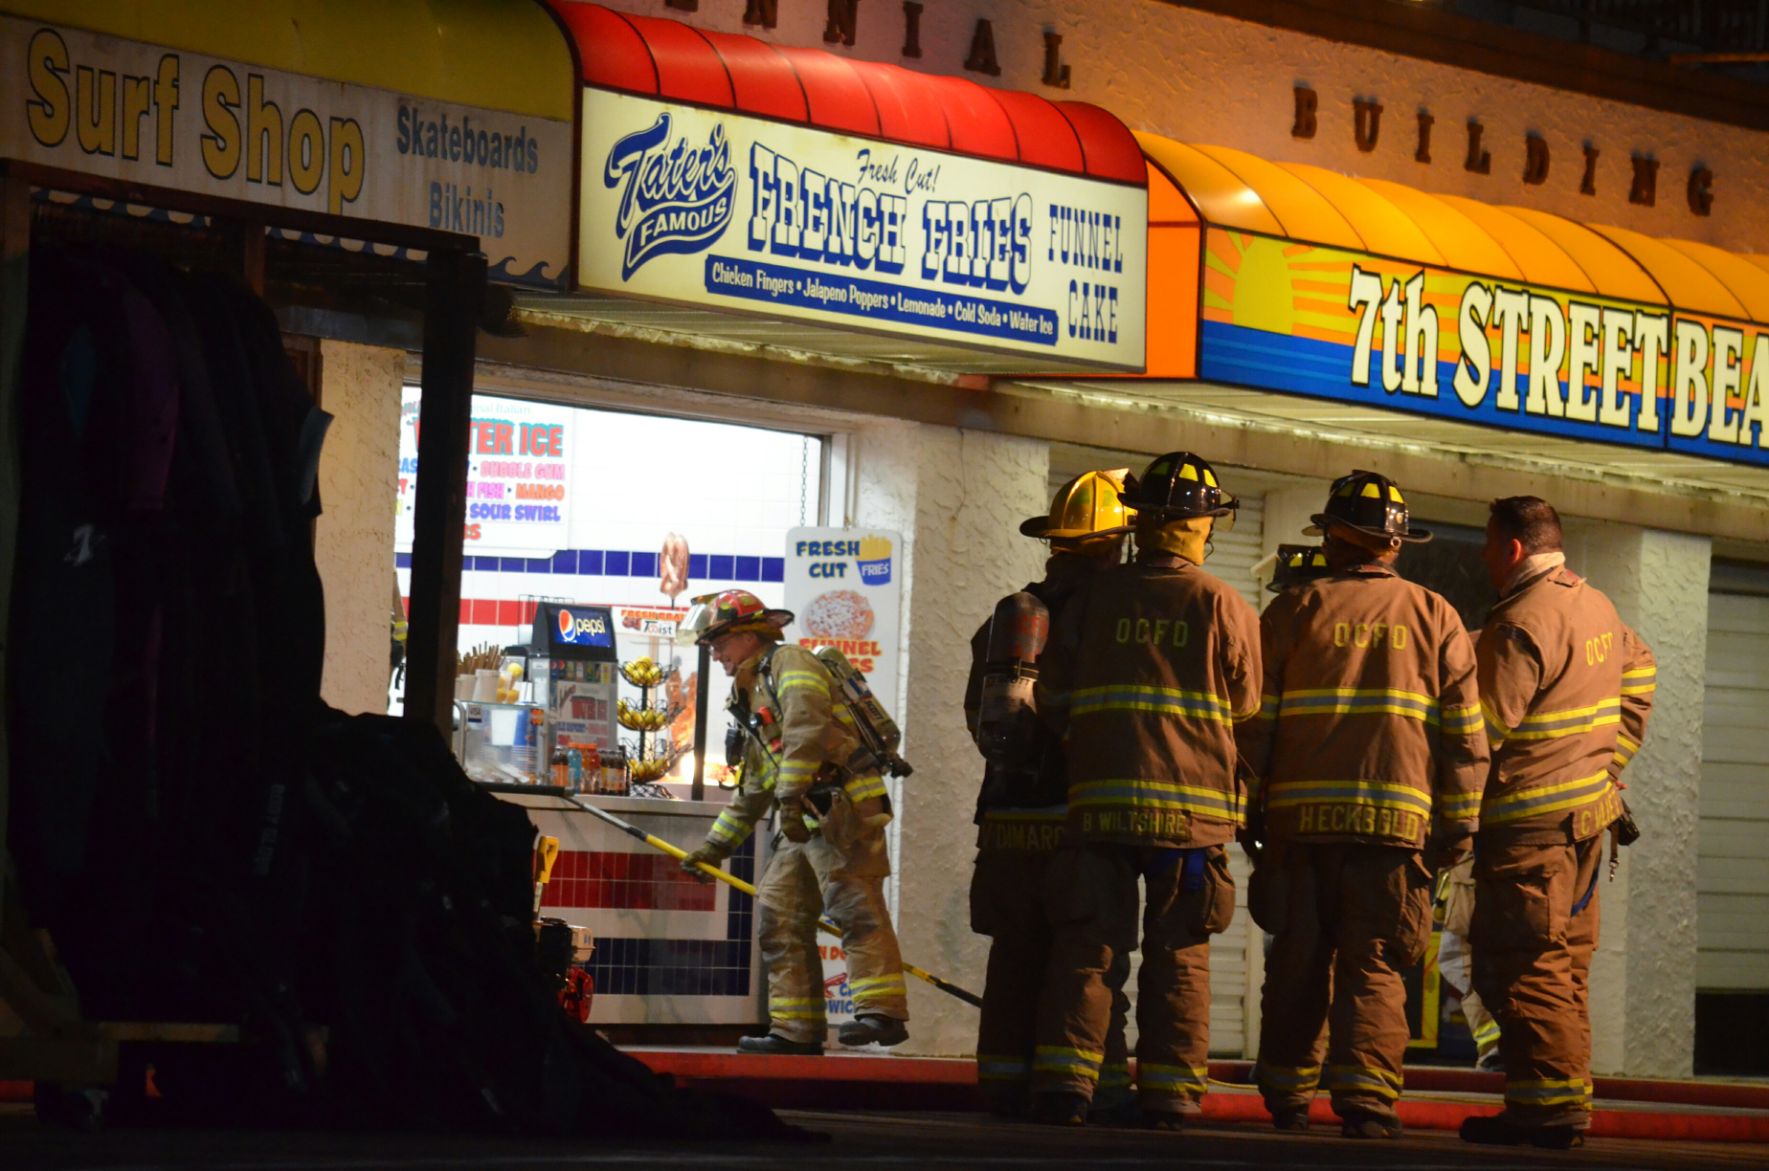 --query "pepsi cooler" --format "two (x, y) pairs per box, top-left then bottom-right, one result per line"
(530, 603), (620, 771)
